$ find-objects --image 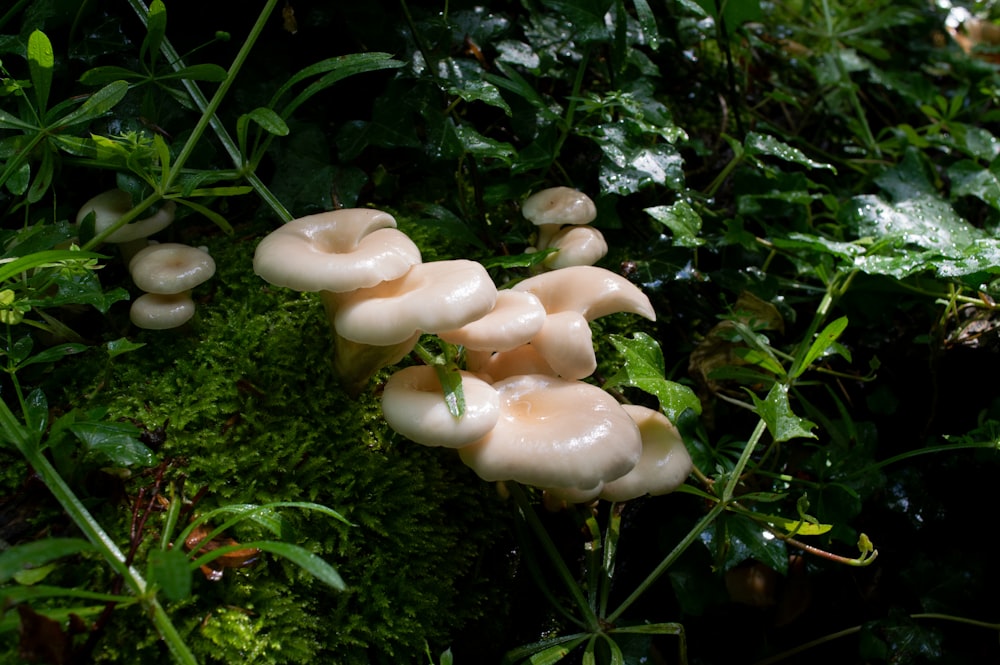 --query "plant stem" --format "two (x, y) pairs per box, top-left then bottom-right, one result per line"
(509, 482), (601, 631)
(126, 0), (293, 223)
(2, 399), (197, 664)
